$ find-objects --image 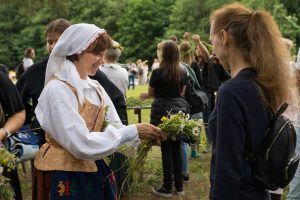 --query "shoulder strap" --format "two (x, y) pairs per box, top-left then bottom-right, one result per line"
(245, 79), (289, 162)
(250, 78), (276, 115)
(181, 62), (190, 77)
(252, 78), (289, 116)
(275, 103), (288, 117)
(181, 62), (201, 89)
